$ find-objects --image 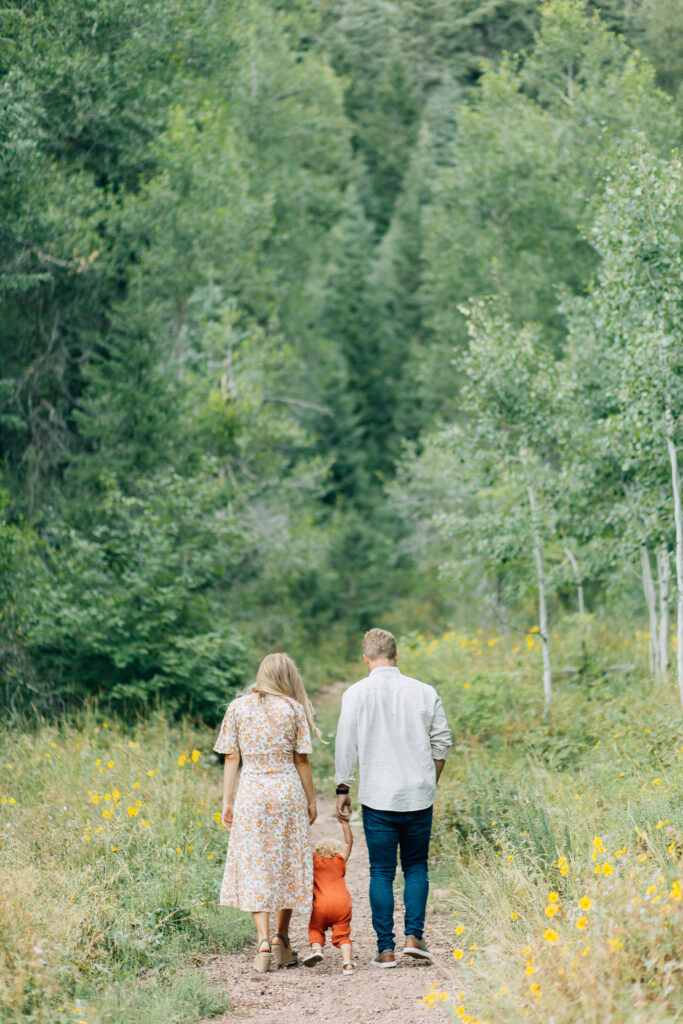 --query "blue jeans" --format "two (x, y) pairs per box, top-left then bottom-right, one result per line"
(362, 804), (433, 953)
